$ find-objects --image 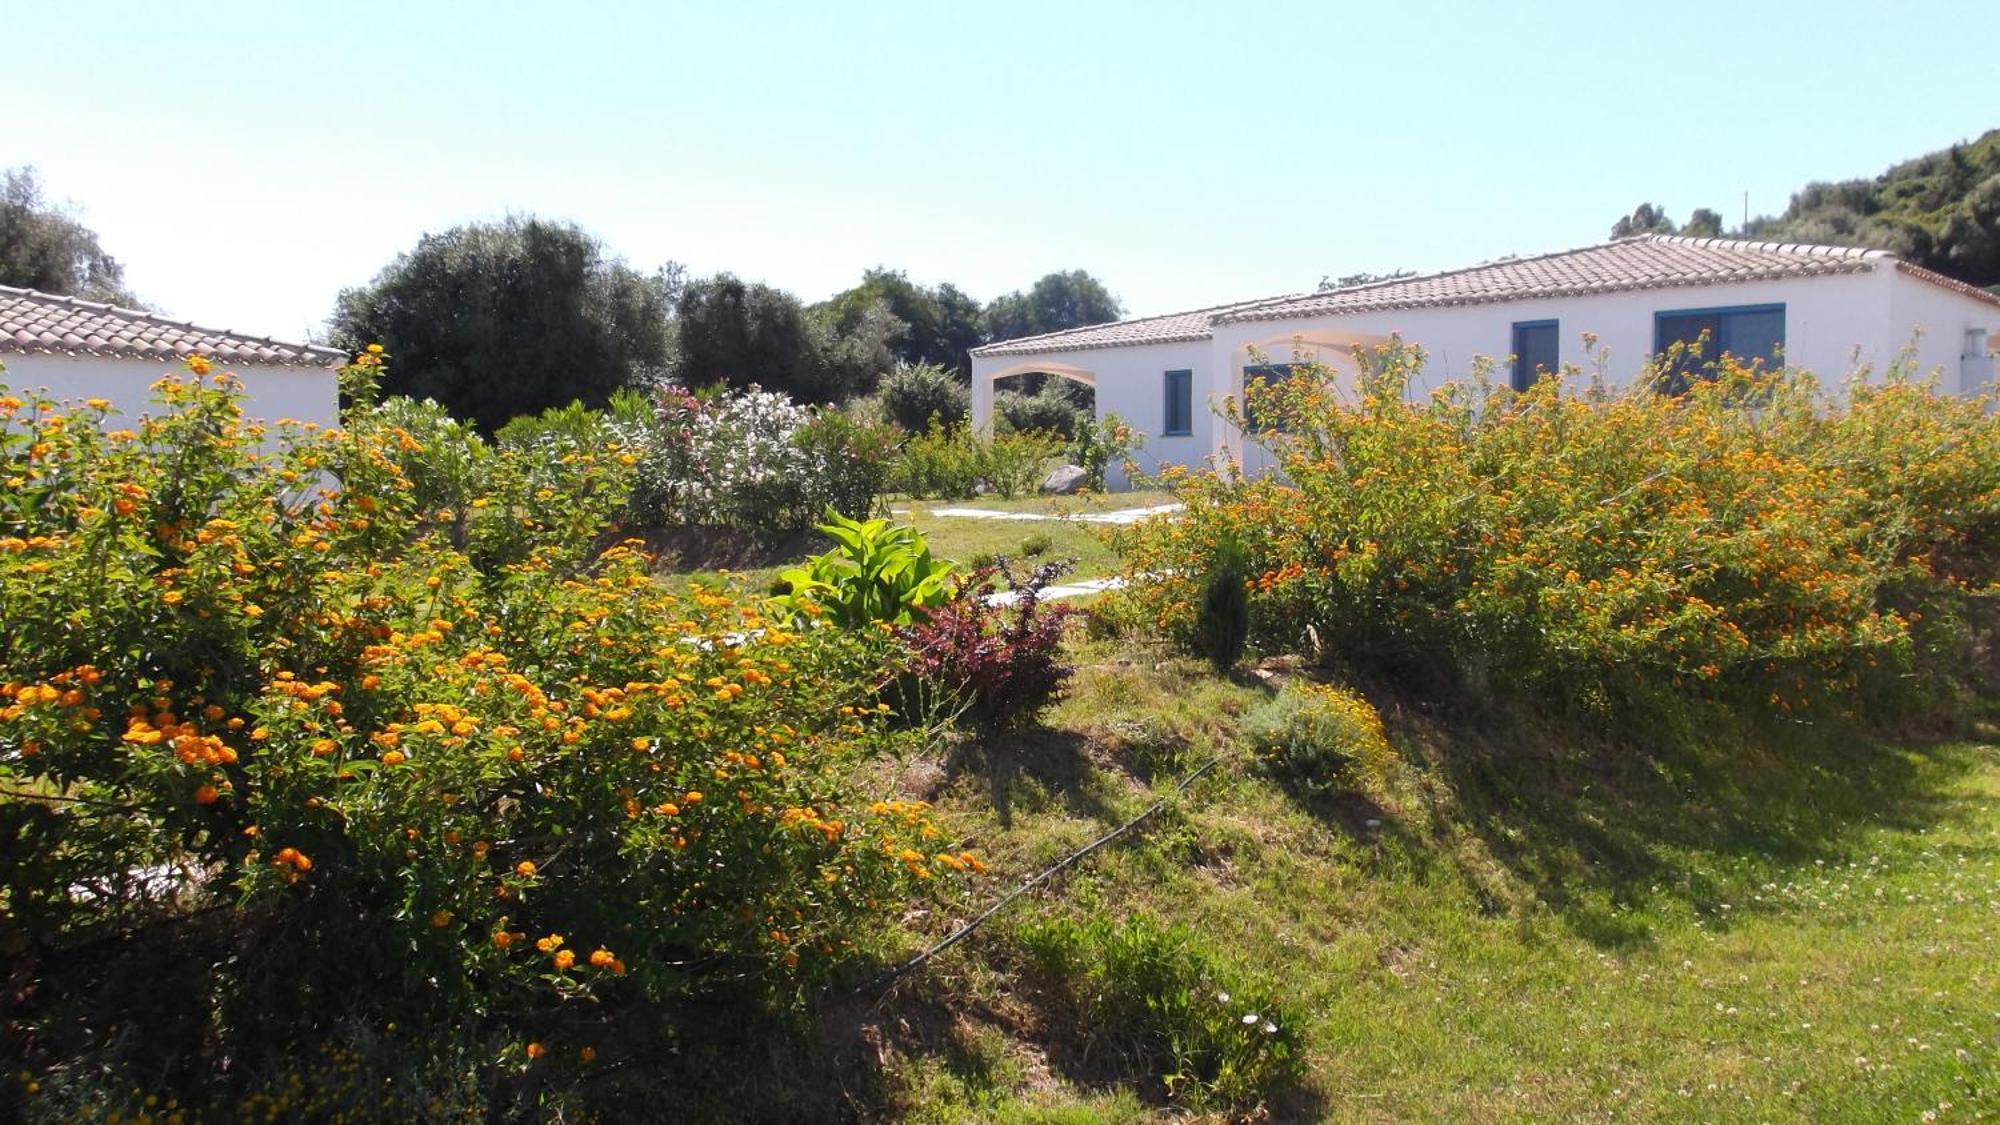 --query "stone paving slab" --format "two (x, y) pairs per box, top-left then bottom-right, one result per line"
(893, 503), (1182, 525)
(987, 575), (1130, 605)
